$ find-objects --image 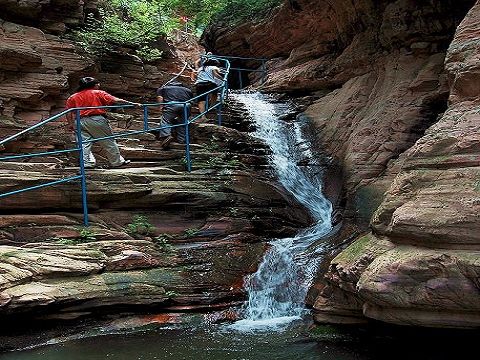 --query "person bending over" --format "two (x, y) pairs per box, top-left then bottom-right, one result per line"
(155, 81), (194, 149)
